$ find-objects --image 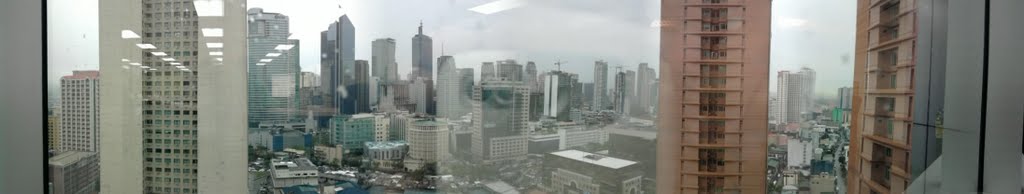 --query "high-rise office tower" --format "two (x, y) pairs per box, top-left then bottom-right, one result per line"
(624, 70), (637, 115)
(636, 63), (656, 115)
(799, 67), (816, 112)
(543, 71), (579, 122)
(355, 60), (371, 113)
(411, 22), (433, 80)
(657, 0), (770, 193)
(372, 38), (398, 83)
(525, 61), (538, 92)
(59, 70), (100, 153)
(777, 70), (806, 124)
(458, 68), (475, 116)
(593, 60), (608, 110)
(248, 9), (300, 125)
(436, 56), (461, 118)
(613, 71), (627, 115)
(410, 77), (434, 115)
(481, 62), (495, 81)
(99, 0), (248, 192)
(582, 83), (594, 109)
(300, 72), (319, 88)
(471, 79), (530, 165)
(847, 0), (916, 193)
(321, 15), (356, 114)
(496, 59), (523, 82)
